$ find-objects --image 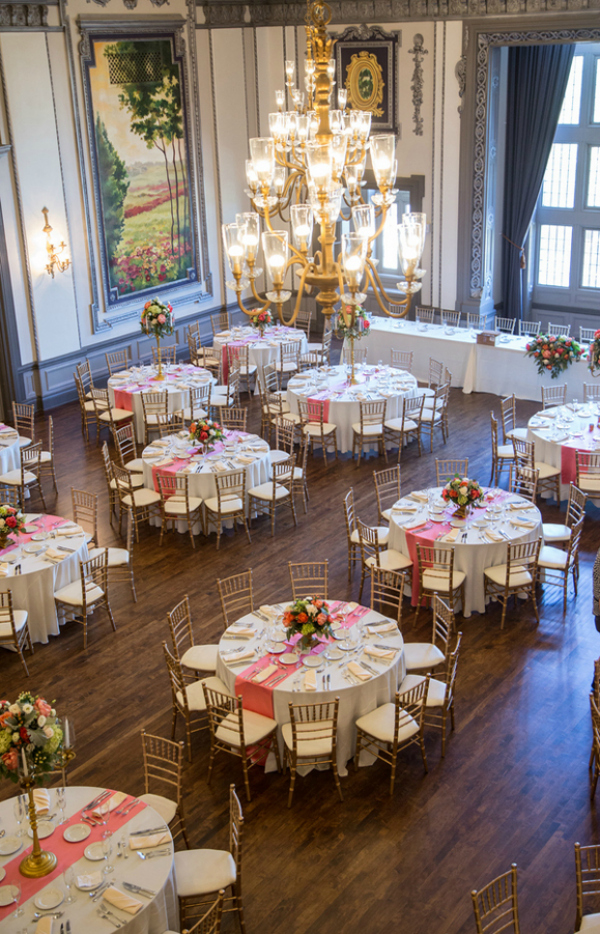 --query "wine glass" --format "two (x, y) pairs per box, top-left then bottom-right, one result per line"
(102, 831), (114, 874)
(56, 786), (66, 825)
(63, 865), (76, 903)
(12, 881), (23, 918)
(13, 795), (26, 836)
